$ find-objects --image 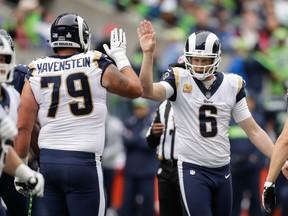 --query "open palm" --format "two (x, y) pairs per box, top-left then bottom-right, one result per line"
(137, 20), (156, 54)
